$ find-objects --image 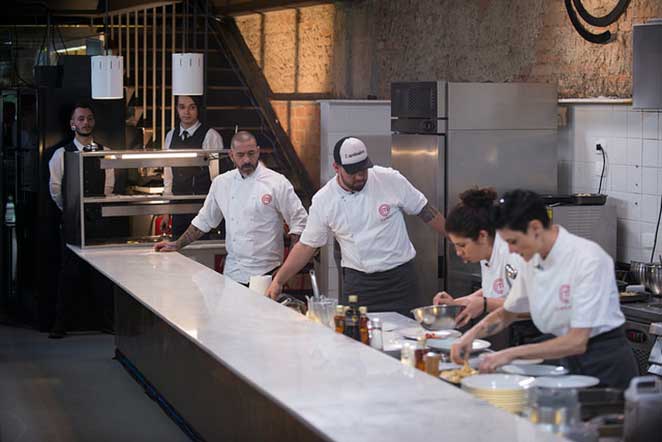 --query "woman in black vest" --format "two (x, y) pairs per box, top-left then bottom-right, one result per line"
(161, 95), (224, 237)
